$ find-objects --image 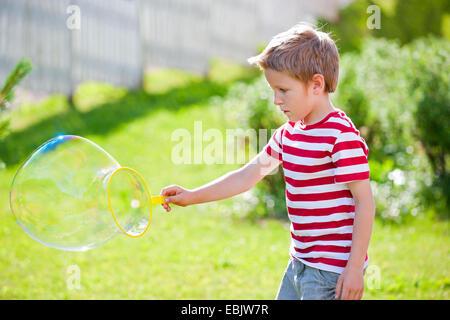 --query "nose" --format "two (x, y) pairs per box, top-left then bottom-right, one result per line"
(273, 92), (283, 106)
